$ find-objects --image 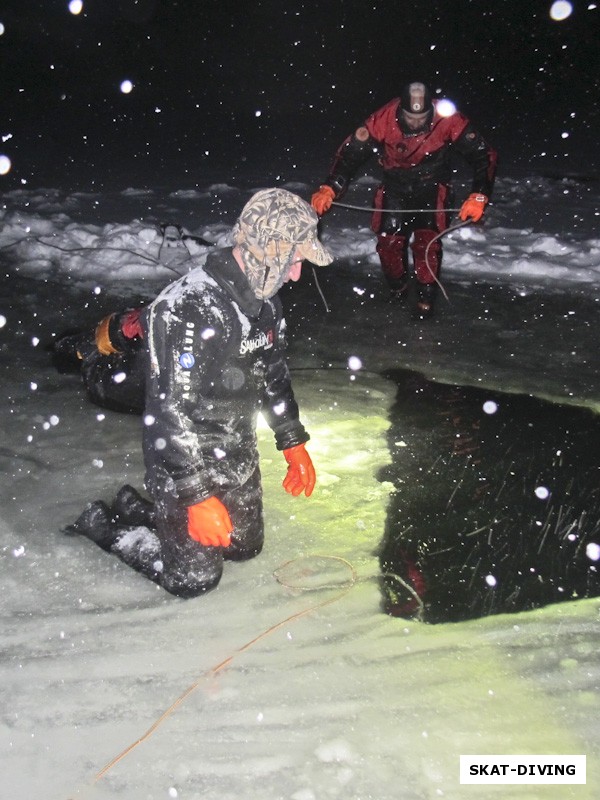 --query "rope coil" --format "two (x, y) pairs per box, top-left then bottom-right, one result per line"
(68, 555), (358, 798)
